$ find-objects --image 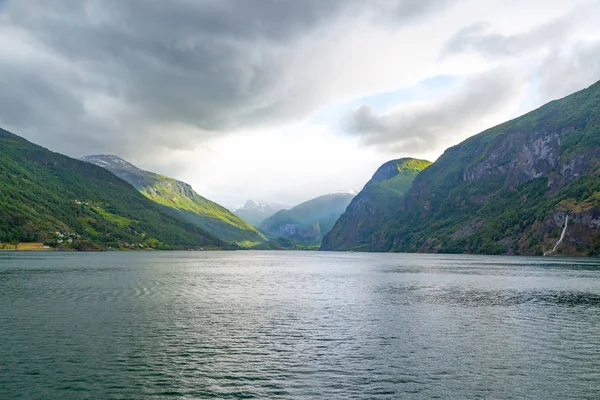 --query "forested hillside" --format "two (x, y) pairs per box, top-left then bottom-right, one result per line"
(0, 128), (225, 250)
